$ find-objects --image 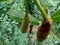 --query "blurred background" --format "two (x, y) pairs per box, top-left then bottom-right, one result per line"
(0, 0), (60, 45)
